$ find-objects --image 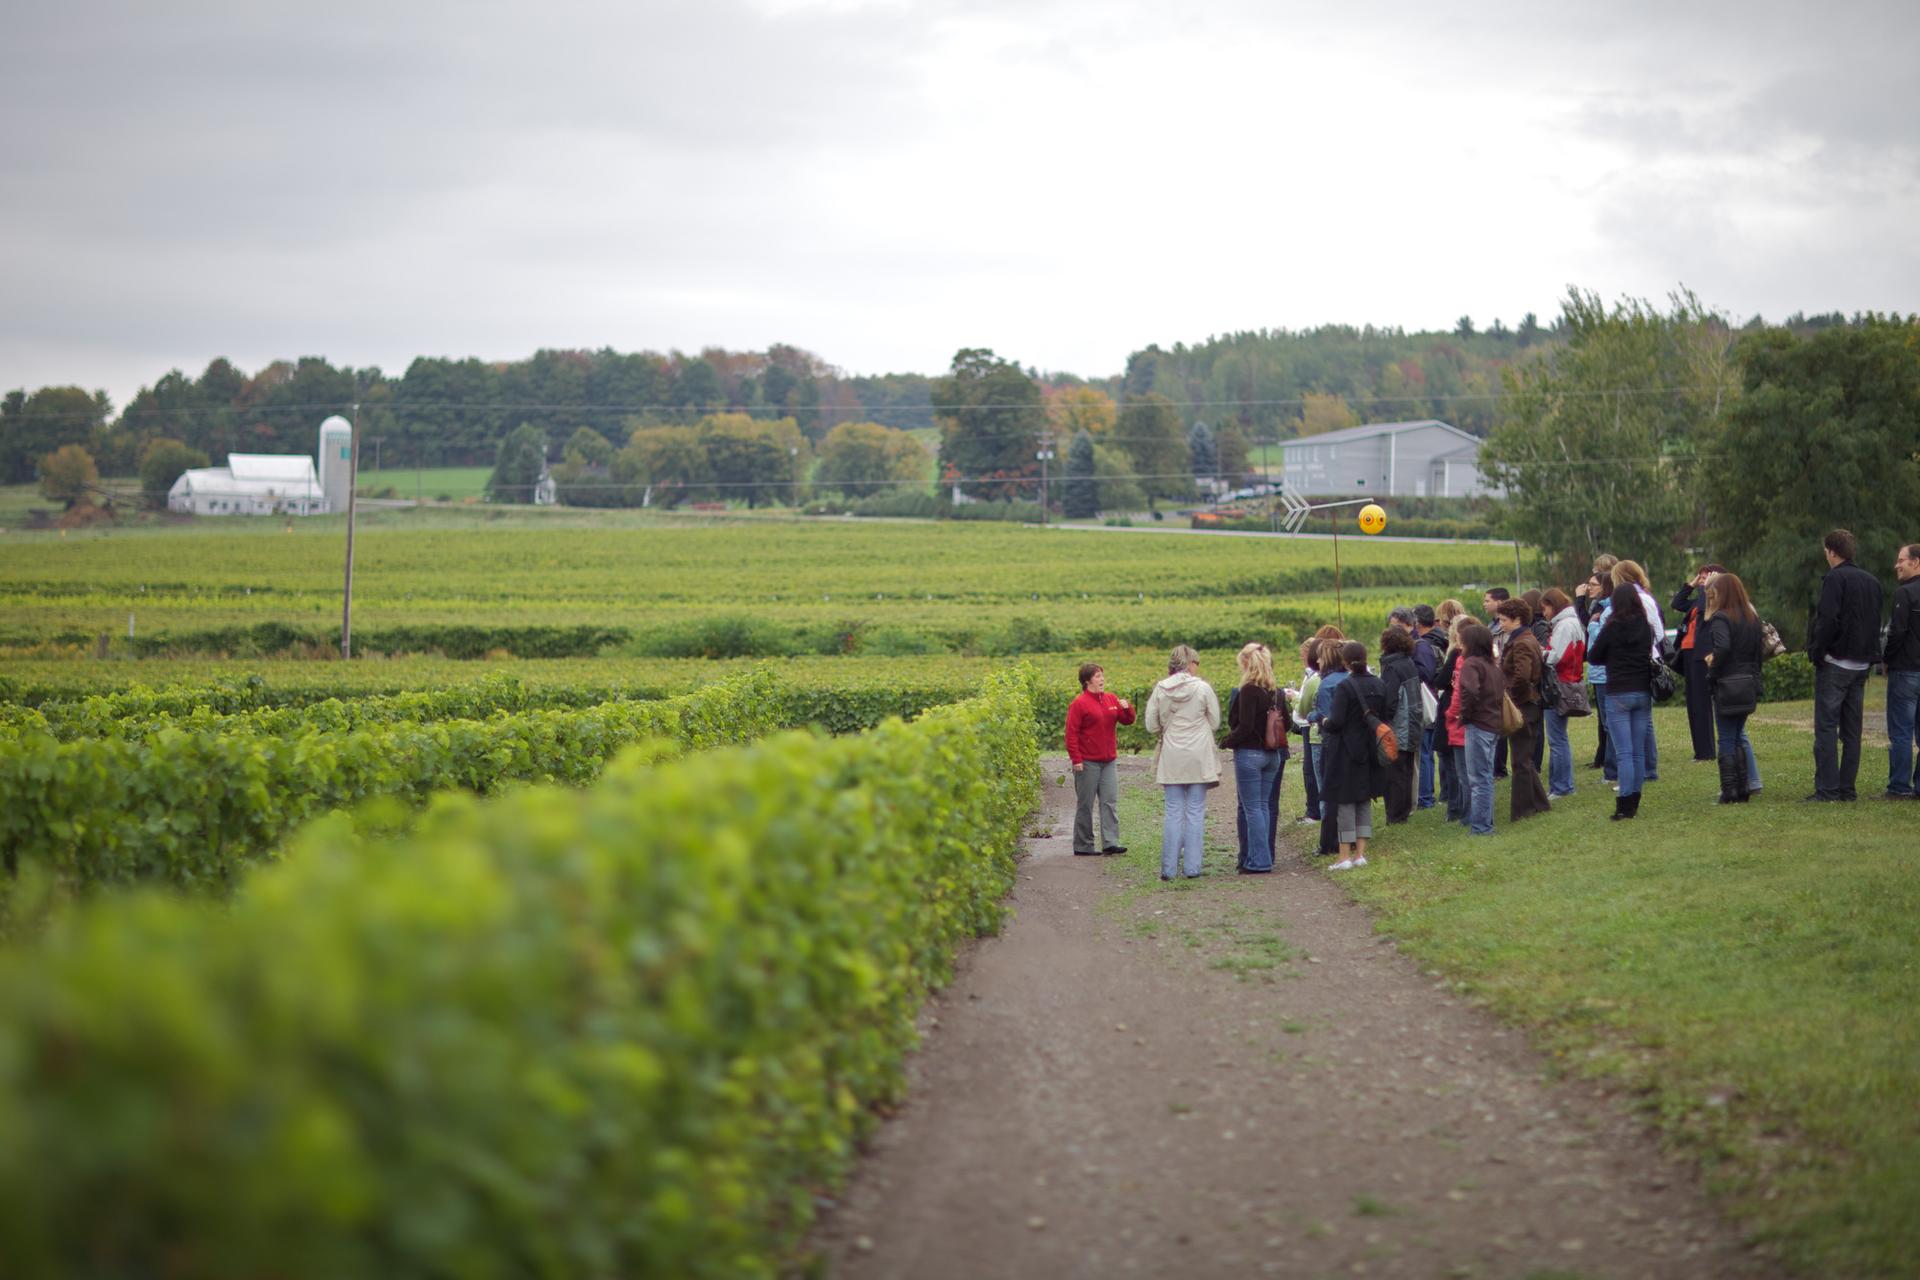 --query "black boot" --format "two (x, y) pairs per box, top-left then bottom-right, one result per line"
(1717, 753), (1743, 804)
(1610, 794), (1629, 821)
(1624, 792), (1642, 818)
